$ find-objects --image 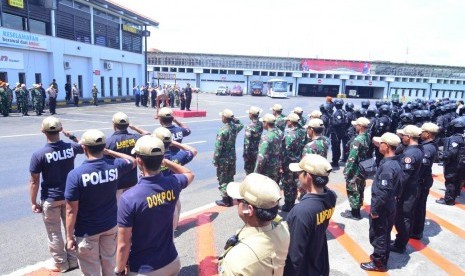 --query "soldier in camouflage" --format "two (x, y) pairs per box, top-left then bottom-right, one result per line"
(309, 110), (322, 119)
(19, 84), (29, 116)
(31, 84), (44, 116)
(293, 107), (307, 128)
(272, 104), (287, 132)
(281, 113), (306, 211)
(5, 83), (13, 113)
(243, 106), (263, 175)
(302, 118), (330, 159)
(341, 117), (371, 220)
(0, 81), (9, 116)
(255, 113), (283, 183)
(213, 109), (244, 207)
